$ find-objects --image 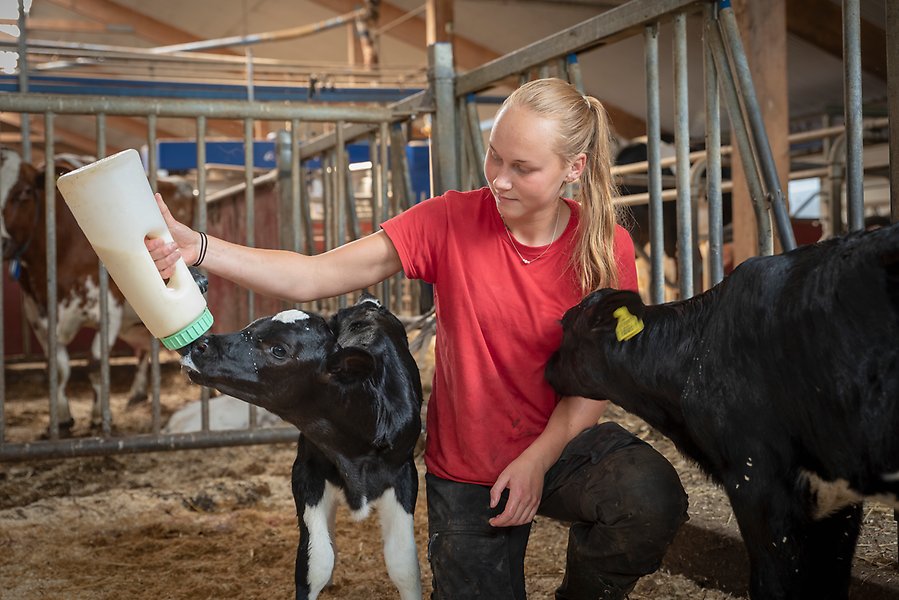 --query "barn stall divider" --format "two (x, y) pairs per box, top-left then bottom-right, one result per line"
(0, 0), (891, 468)
(0, 92), (430, 460)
